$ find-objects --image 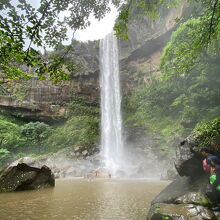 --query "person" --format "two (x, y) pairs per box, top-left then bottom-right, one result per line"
(201, 148), (220, 210)
(95, 170), (99, 177)
(208, 165), (220, 210)
(203, 157), (210, 173)
(200, 148), (220, 168)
